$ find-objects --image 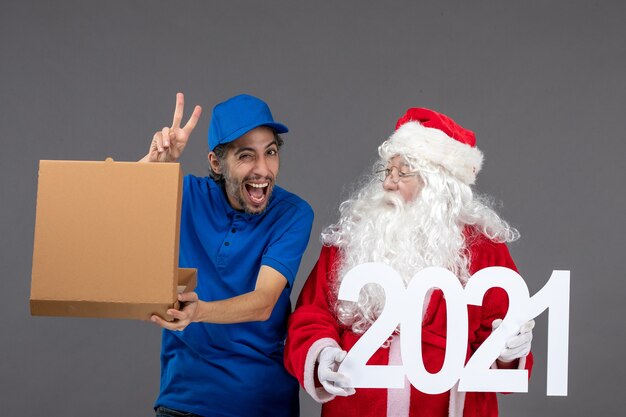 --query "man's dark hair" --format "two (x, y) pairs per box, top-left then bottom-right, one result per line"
(208, 132), (284, 183)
